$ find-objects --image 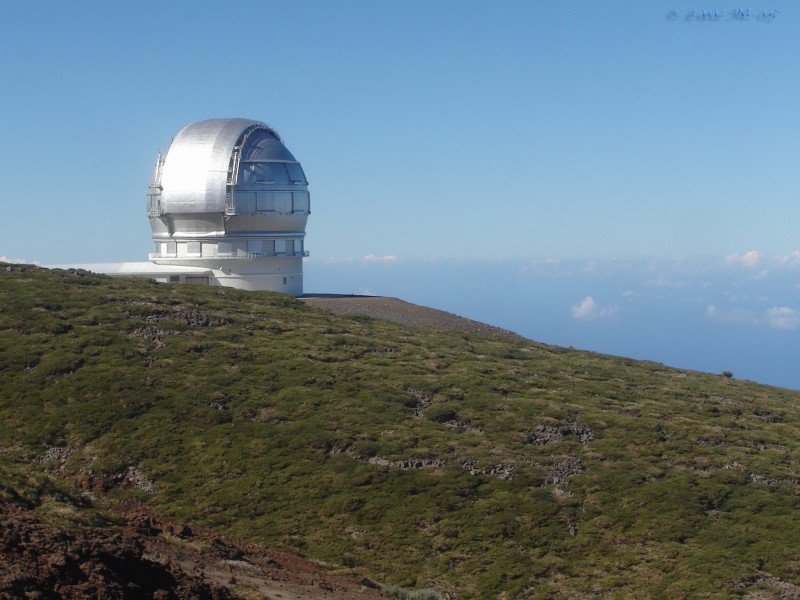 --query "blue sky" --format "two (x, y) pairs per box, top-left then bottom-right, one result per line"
(1, 1), (798, 387)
